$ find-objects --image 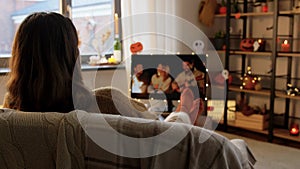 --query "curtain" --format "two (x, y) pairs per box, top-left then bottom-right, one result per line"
(121, 0), (179, 57)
